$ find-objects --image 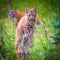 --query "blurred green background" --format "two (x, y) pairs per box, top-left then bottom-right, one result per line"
(0, 0), (60, 60)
